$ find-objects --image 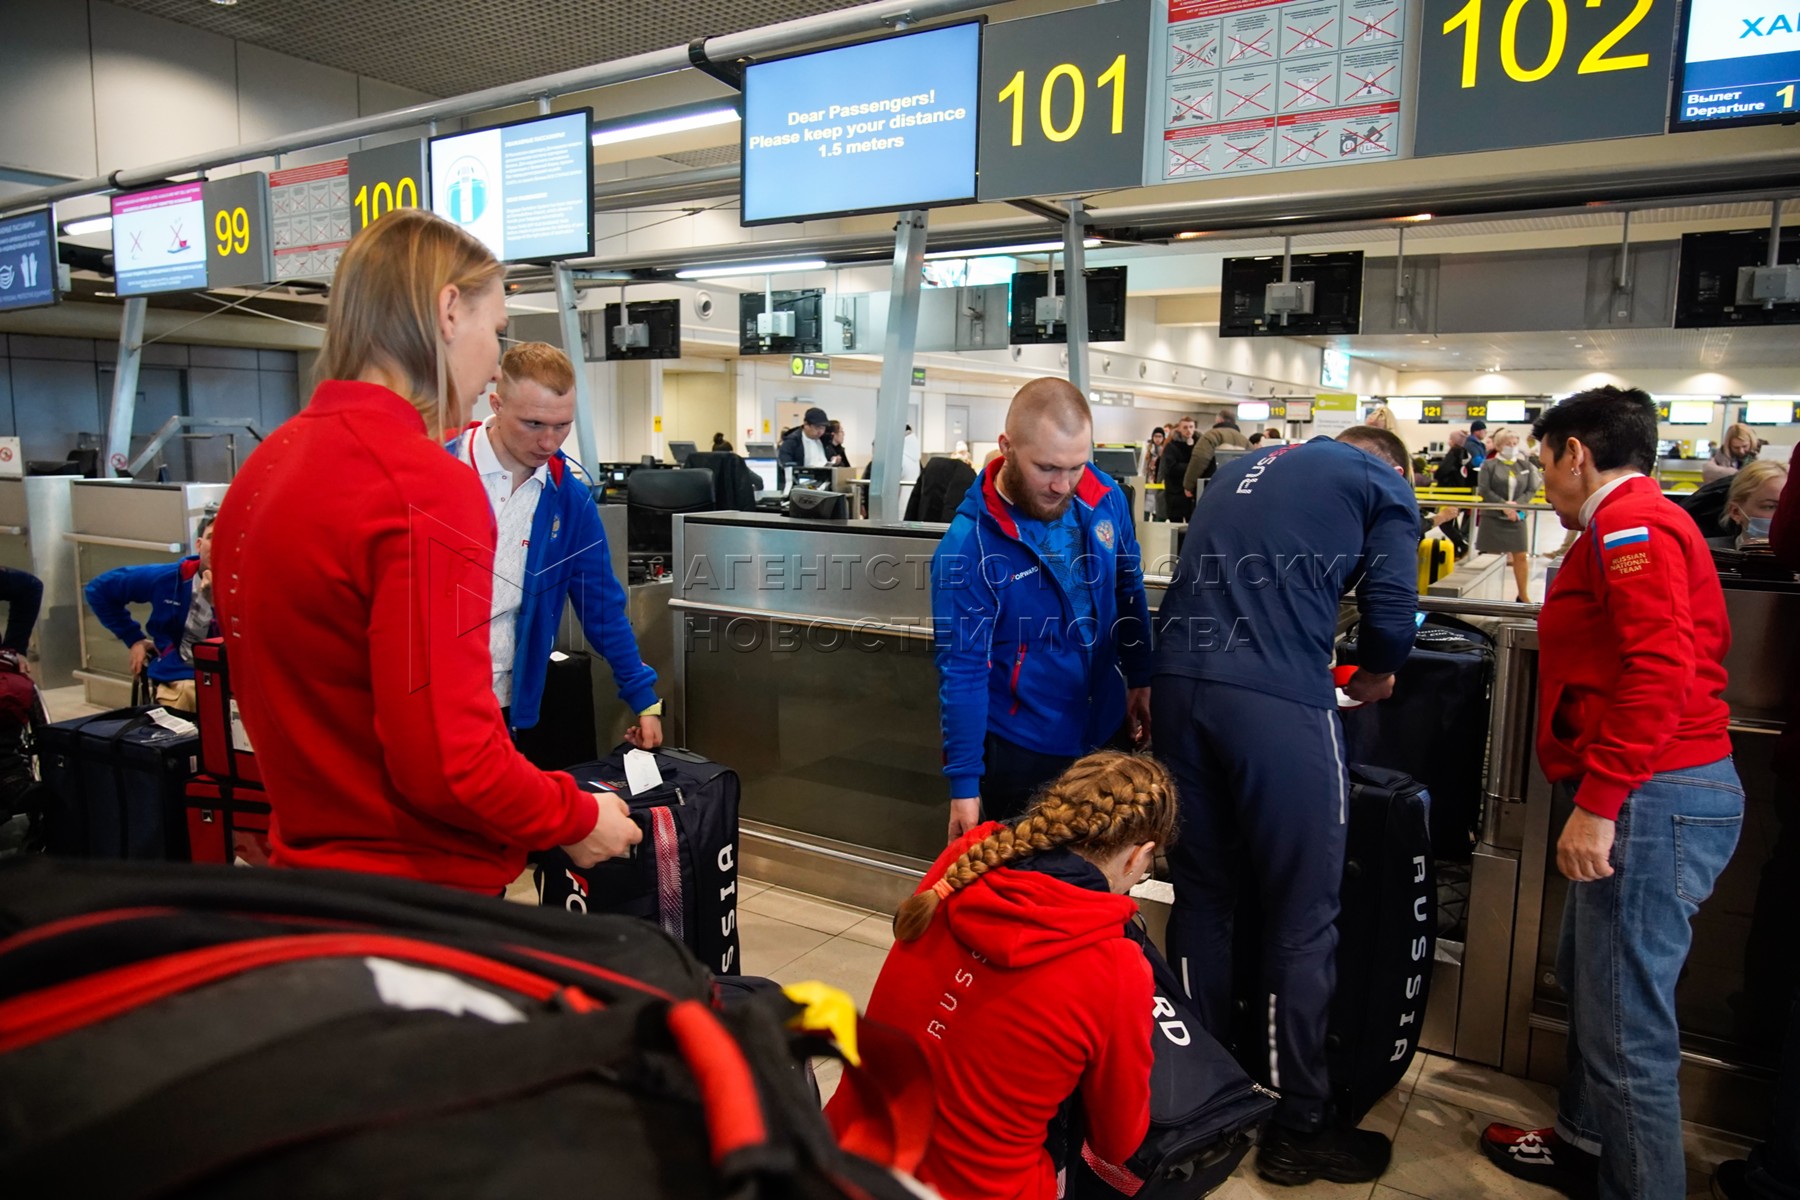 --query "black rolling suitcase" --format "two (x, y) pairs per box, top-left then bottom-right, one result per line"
(0, 858), (919, 1200)
(1337, 614), (1495, 859)
(1230, 764), (1434, 1126)
(39, 706), (198, 860)
(536, 744), (743, 976)
(1069, 925), (1274, 1199)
